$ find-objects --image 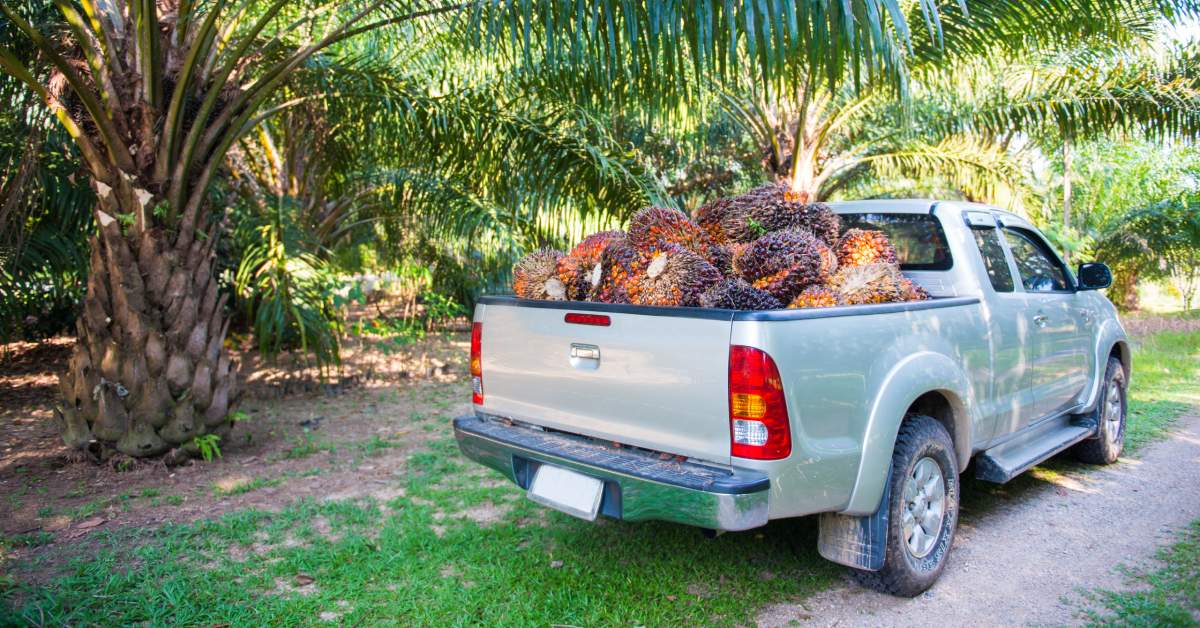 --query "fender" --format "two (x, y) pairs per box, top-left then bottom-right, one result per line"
(841, 351), (974, 515)
(1078, 316), (1131, 413)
